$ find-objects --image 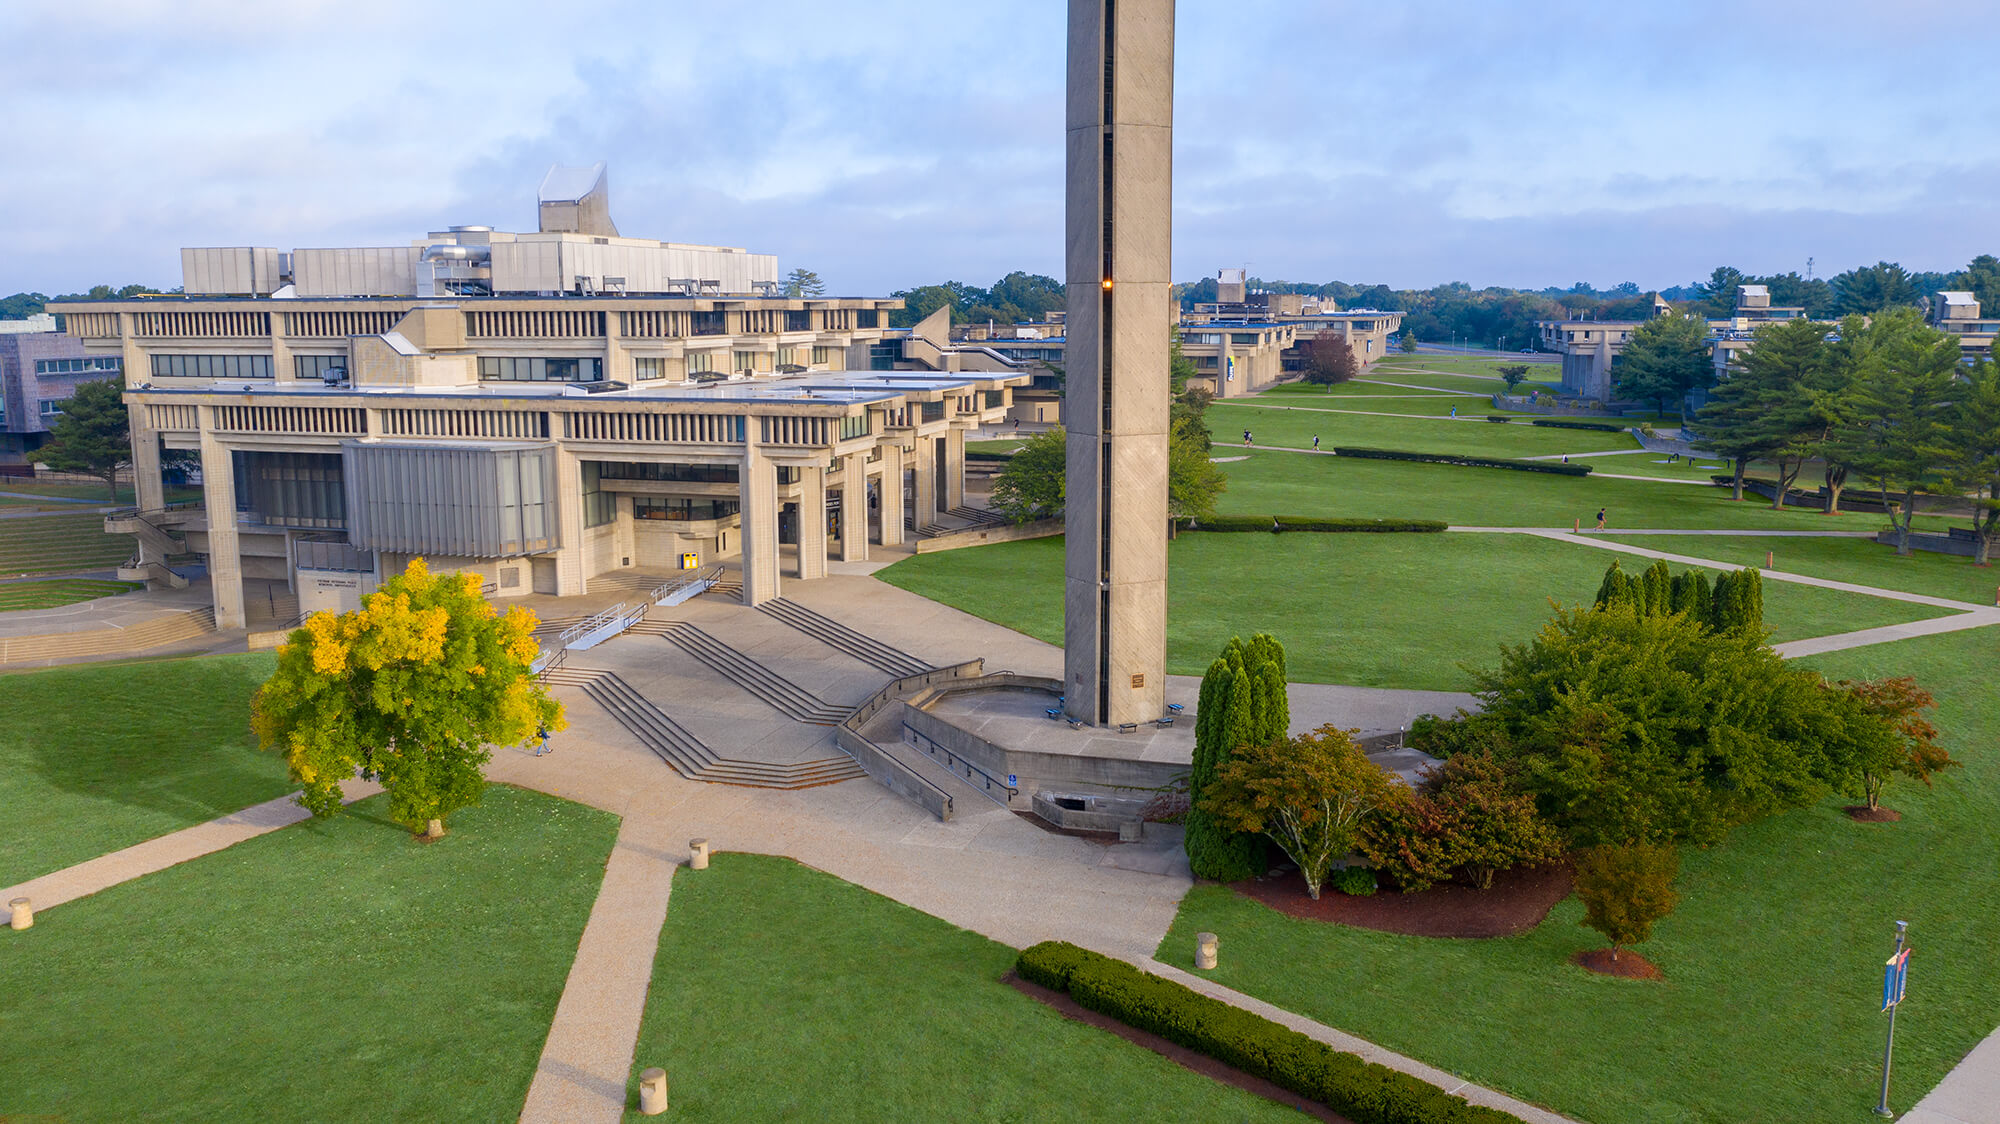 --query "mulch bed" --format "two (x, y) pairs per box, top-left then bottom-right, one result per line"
(1232, 861), (1573, 938)
(1845, 805), (1903, 823)
(1570, 948), (1663, 979)
(1003, 972), (1353, 1123)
